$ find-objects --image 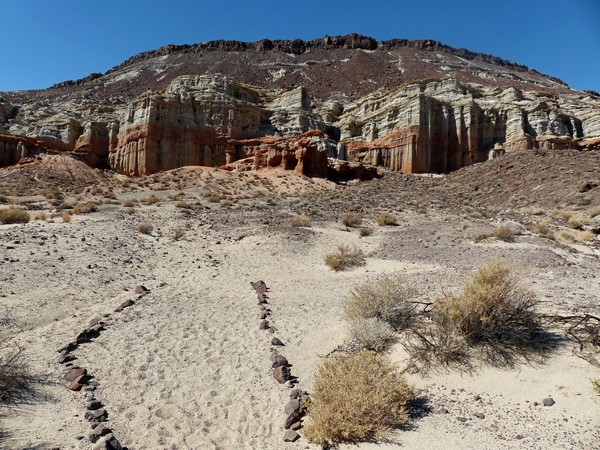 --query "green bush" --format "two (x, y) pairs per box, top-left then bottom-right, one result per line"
(303, 351), (412, 445)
